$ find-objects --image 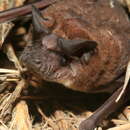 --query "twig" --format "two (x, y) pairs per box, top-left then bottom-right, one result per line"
(0, 0), (57, 23)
